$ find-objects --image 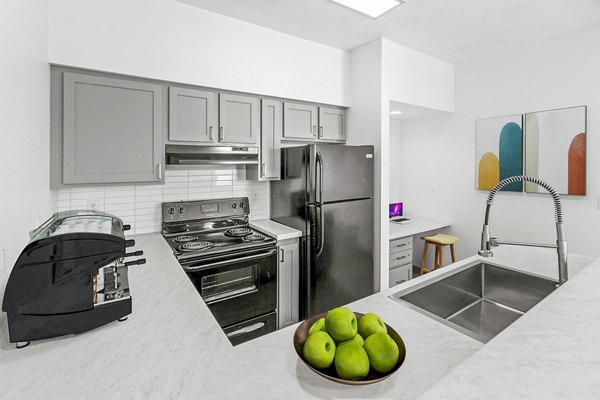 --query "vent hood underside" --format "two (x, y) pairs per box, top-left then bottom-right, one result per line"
(166, 145), (258, 166)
